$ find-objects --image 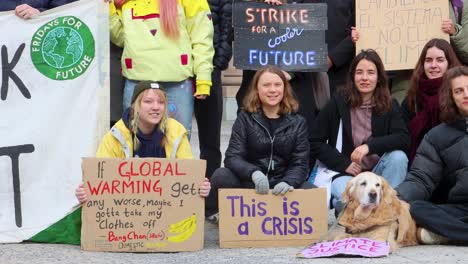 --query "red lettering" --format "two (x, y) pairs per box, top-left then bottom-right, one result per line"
(142, 180), (151, 193)
(101, 181), (110, 194)
(118, 161), (130, 179)
(163, 163), (174, 176)
(108, 231), (126, 242)
(175, 162), (186, 176)
(87, 180), (102, 195)
(153, 179), (162, 196)
(108, 231), (116, 241)
(140, 162), (150, 176)
(111, 180), (121, 194)
(152, 161), (161, 175)
(130, 162), (138, 176)
(122, 180), (134, 193)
